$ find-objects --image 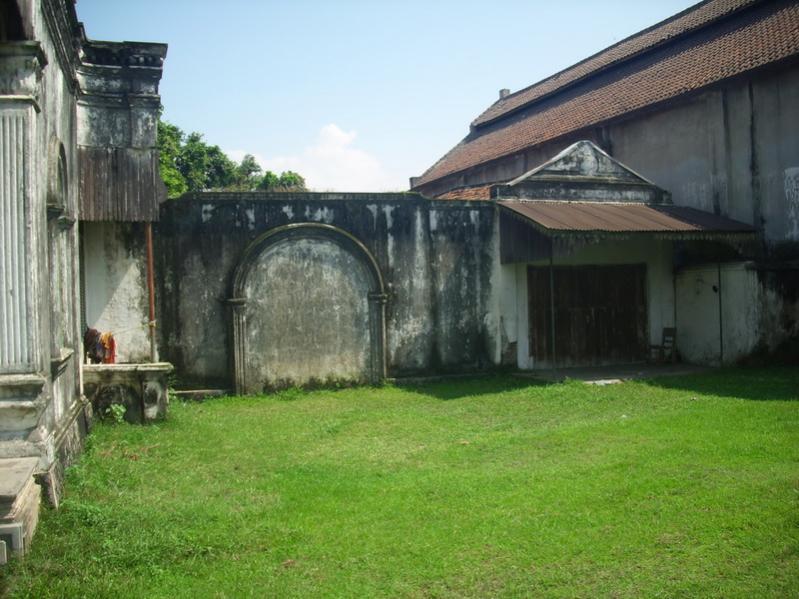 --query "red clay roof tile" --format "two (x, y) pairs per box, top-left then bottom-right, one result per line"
(435, 185), (494, 200)
(415, 0), (799, 189)
(472, 0), (760, 127)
